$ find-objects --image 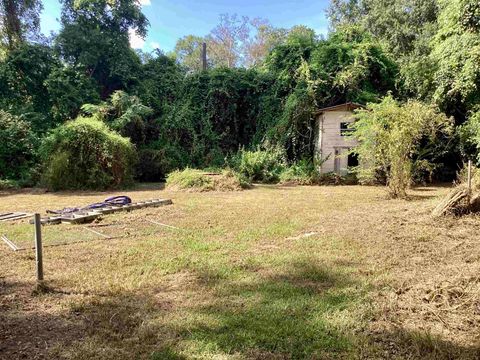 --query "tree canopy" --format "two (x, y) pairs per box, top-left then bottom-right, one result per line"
(0, 1), (479, 189)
